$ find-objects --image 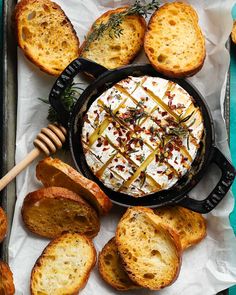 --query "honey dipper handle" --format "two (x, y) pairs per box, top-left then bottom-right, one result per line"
(0, 148), (41, 192)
